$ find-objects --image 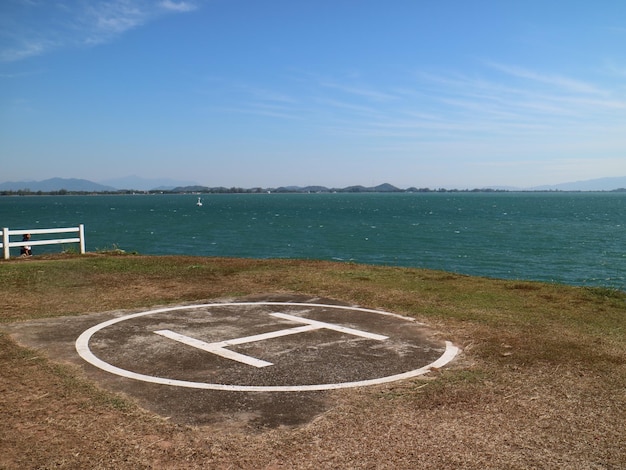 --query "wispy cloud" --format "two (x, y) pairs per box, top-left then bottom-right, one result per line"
(315, 97), (382, 118)
(204, 80), (303, 120)
(191, 57), (625, 155)
(320, 81), (398, 102)
(0, 0), (202, 62)
(234, 84), (297, 104)
(160, 1), (198, 13)
(0, 40), (50, 63)
(299, 61), (626, 146)
(84, 1), (149, 41)
(0, 68), (43, 79)
(484, 61), (605, 95)
(221, 103), (303, 121)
